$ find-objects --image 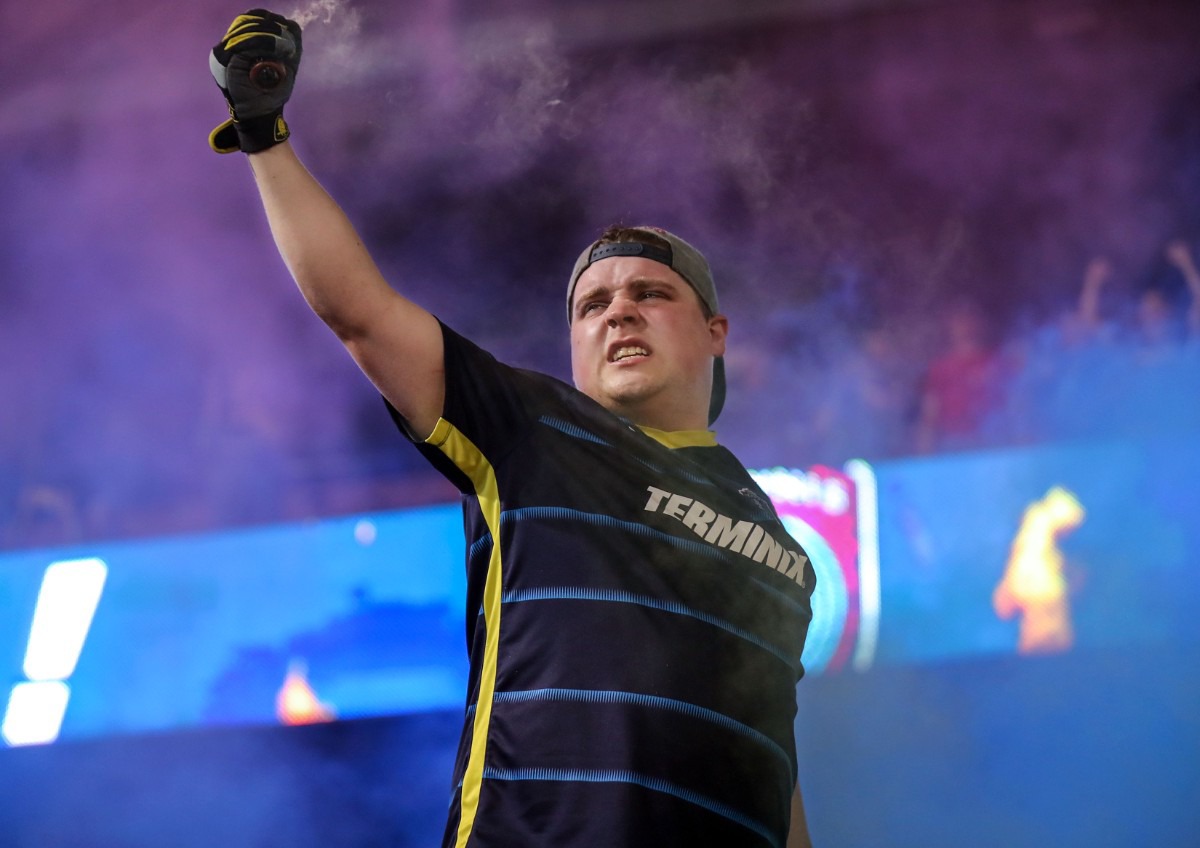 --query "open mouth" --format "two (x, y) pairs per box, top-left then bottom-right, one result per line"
(610, 345), (650, 362)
